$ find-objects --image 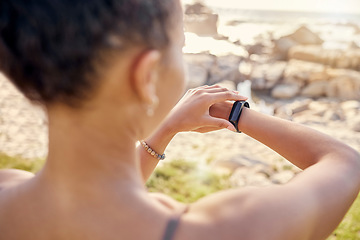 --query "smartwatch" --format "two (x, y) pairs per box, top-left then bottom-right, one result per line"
(228, 101), (250, 133)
